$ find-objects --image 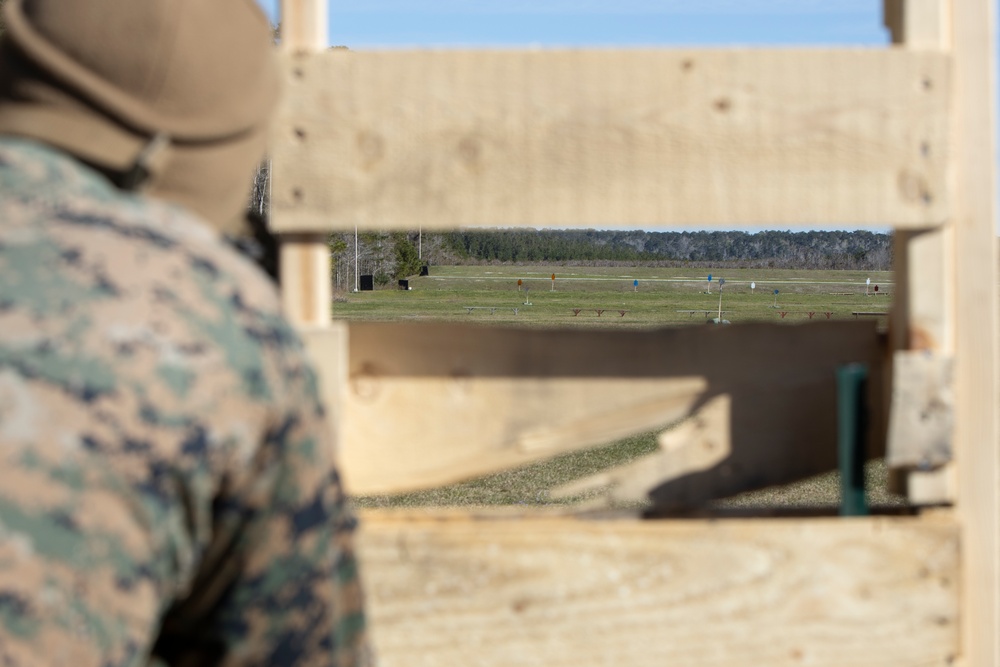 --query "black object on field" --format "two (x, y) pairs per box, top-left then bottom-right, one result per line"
(360, 275), (374, 291)
(419, 265), (430, 276)
(398, 279), (409, 290)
